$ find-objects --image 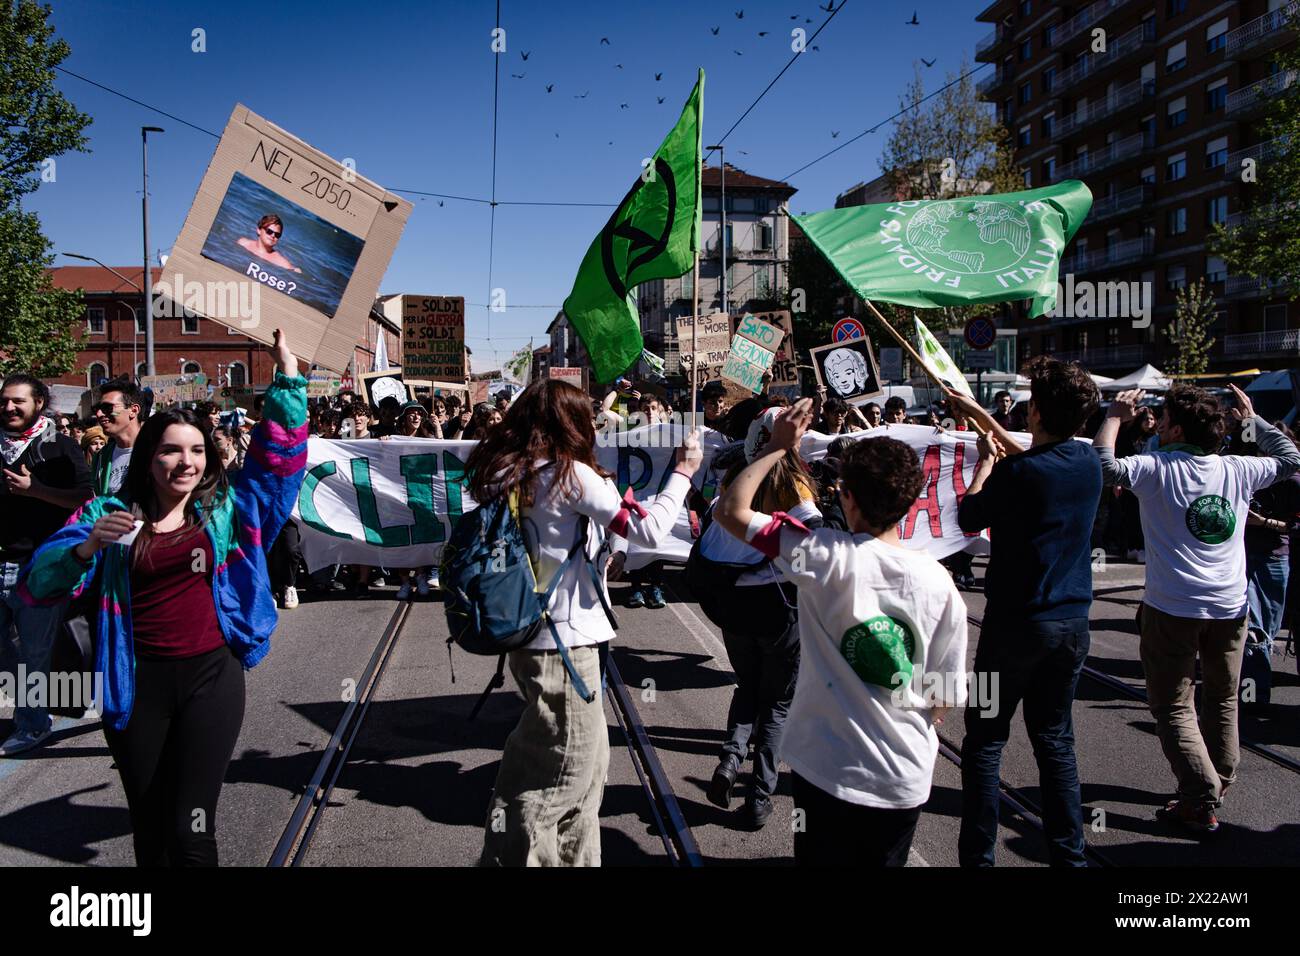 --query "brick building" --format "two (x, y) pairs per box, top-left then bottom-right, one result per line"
(975, 0), (1296, 372)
